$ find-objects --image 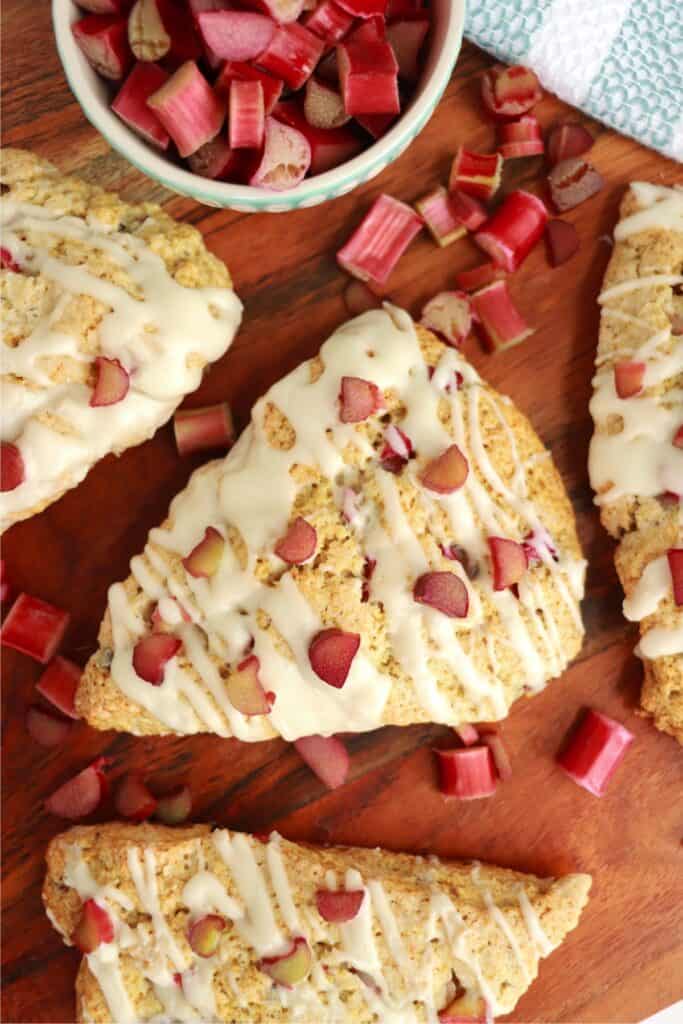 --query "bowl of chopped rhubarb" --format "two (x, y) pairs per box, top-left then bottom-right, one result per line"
(53, 0), (465, 212)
